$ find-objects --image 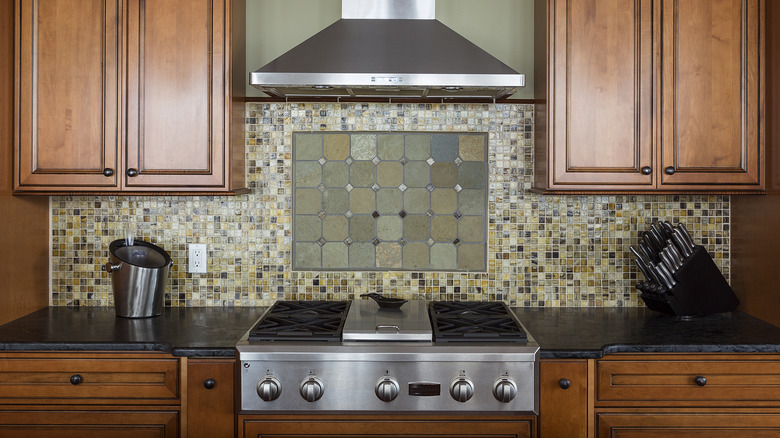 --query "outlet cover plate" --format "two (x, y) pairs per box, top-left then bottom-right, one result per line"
(189, 243), (207, 274)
